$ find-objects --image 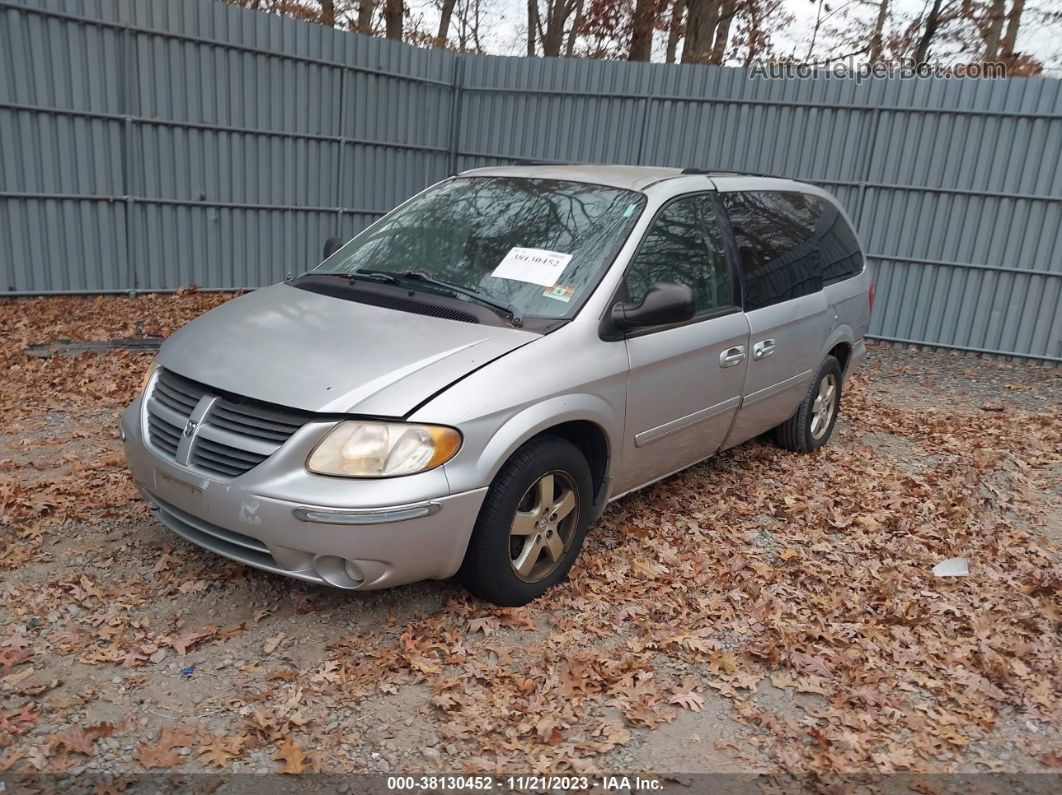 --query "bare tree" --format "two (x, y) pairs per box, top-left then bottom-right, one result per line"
(999, 0), (1024, 61)
(709, 2), (736, 62)
(451, 0), (489, 52)
(565, 0), (585, 56)
(963, 0), (1027, 61)
(527, 0), (539, 54)
(528, 0), (582, 57)
(356, 0), (375, 33)
(913, 0), (946, 64)
(629, 0), (657, 60)
(867, 0), (890, 62)
(666, 0), (684, 62)
(682, 0), (737, 64)
(320, 0), (337, 26)
(384, 0), (403, 40)
(435, 0), (457, 47)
